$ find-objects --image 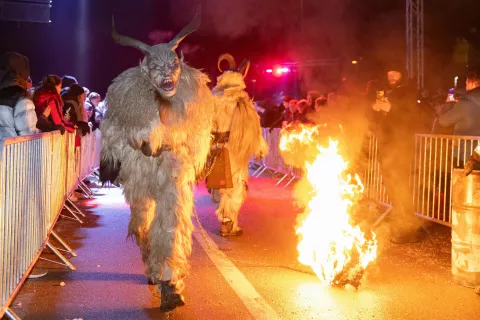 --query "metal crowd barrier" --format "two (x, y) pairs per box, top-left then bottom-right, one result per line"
(257, 128), (480, 228)
(0, 130), (101, 319)
(362, 134), (390, 205)
(413, 134), (480, 226)
(253, 128), (303, 188)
